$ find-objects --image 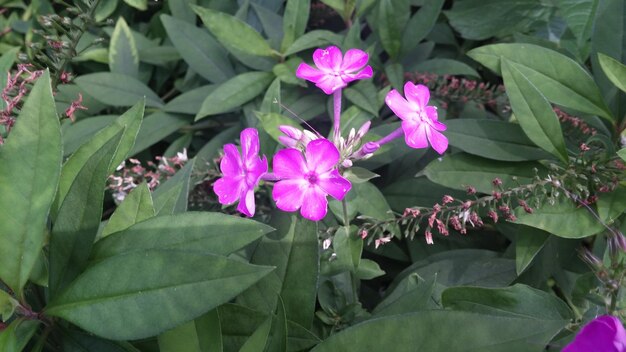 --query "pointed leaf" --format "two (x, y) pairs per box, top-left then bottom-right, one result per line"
(152, 158), (195, 215)
(109, 17), (139, 79)
(0, 319), (39, 352)
(100, 182), (154, 238)
(0, 70), (61, 296)
(281, 0), (310, 52)
(516, 226), (550, 275)
(514, 199), (605, 238)
(75, 73), (163, 108)
(401, 0), (445, 54)
(598, 52), (626, 94)
(46, 250), (273, 340)
(283, 30), (343, 56)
